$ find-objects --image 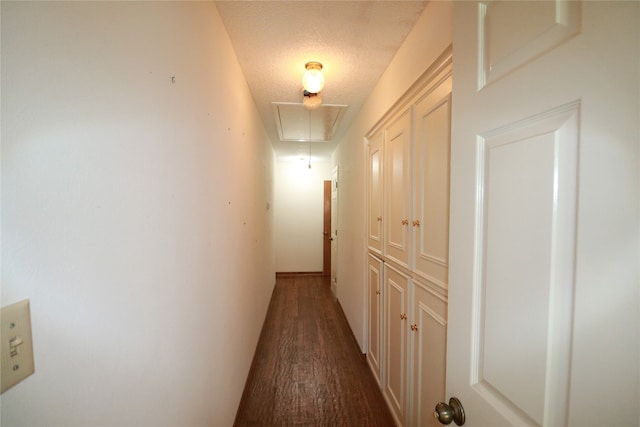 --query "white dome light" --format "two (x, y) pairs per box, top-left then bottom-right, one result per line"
(302, 61), (325, 94)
